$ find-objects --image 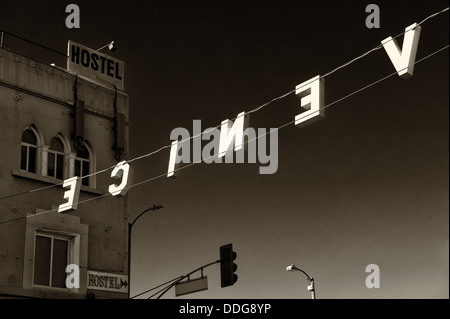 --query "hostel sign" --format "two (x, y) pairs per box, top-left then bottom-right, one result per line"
(87, 270), (128, 293)
(67, 41), (124, 90)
